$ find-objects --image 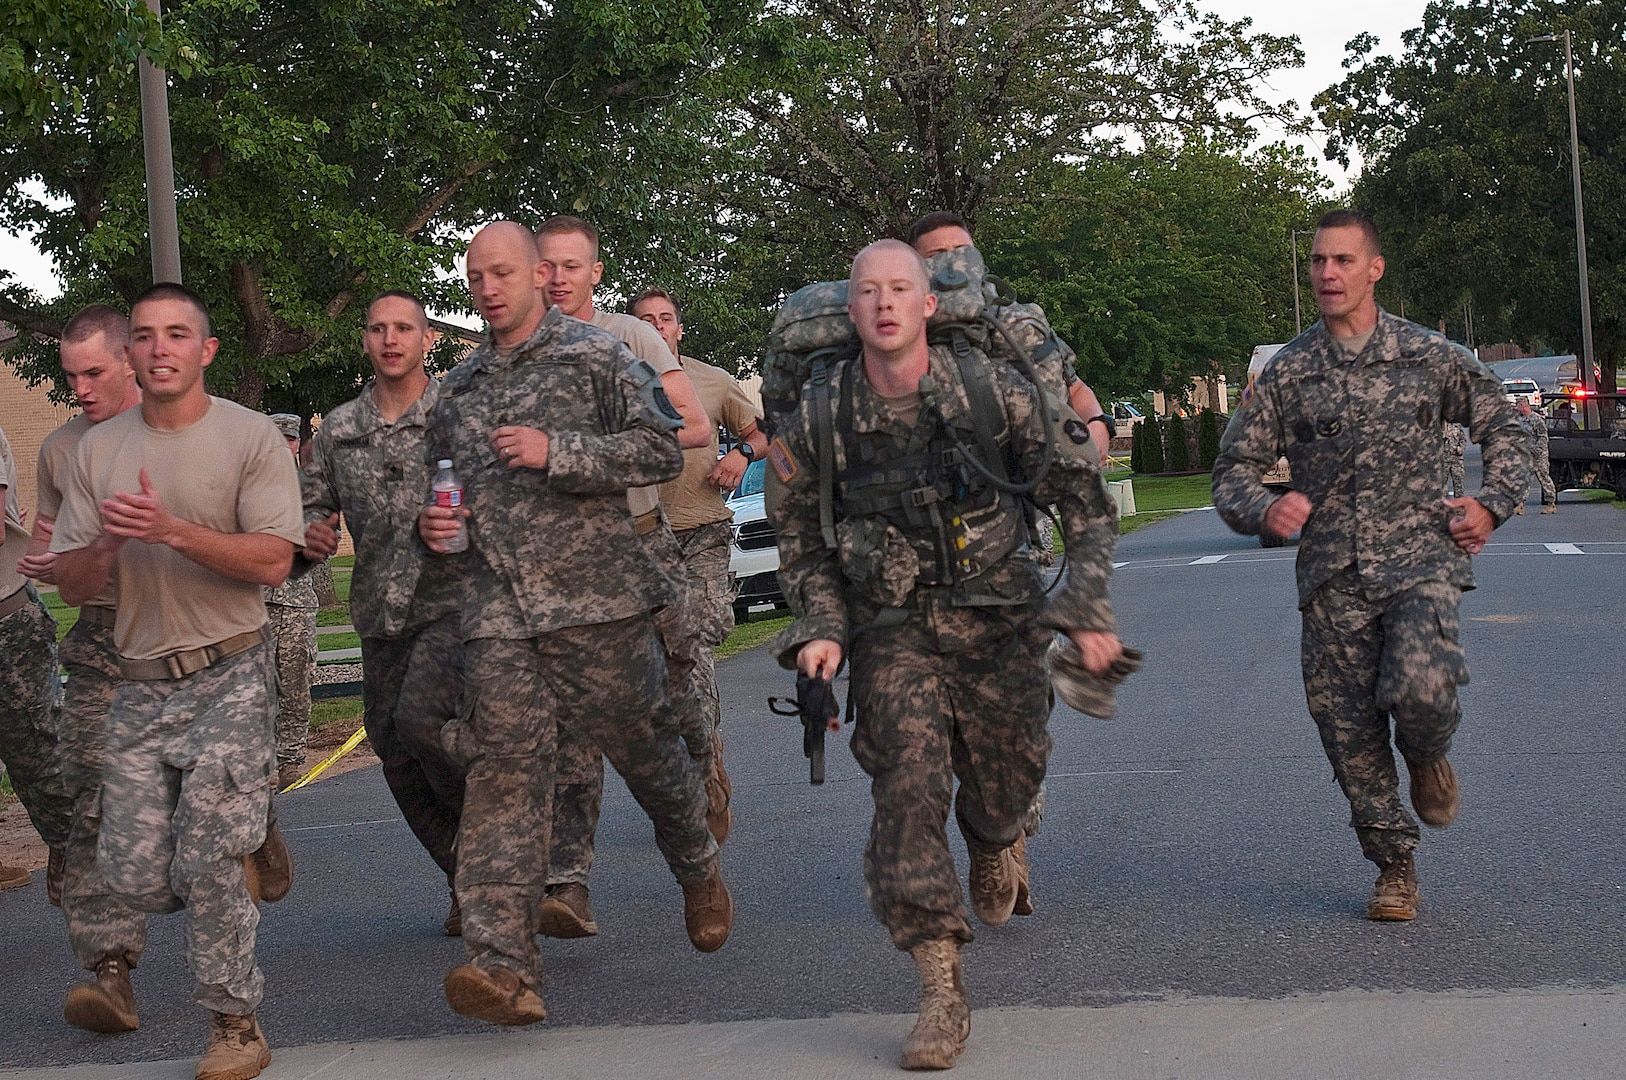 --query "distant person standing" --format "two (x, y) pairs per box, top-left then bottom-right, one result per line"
(1213, 210), (1525, 923)
(631, 286), (768, 843)
(50, 284), (306, 1080)
(264, 414), (320, 790)
(1441, 422), (1466, 498)
(1513, 400), (1556, 515)
(19, 305), (149, 1032)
